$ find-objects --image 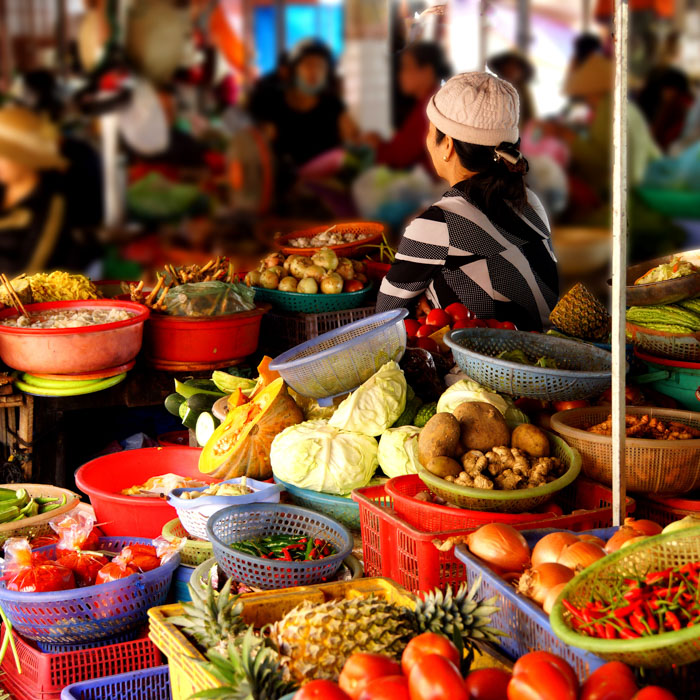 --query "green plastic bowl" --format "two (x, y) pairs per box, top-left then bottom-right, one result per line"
(251, 283), (373, 313)
(637, 187), (700, 219)
(417, 432), (582, 513)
